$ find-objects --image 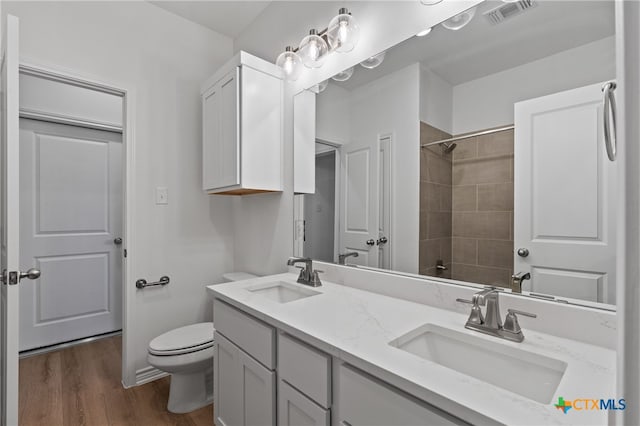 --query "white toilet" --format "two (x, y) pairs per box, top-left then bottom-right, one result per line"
(147, 272), (257, 413)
